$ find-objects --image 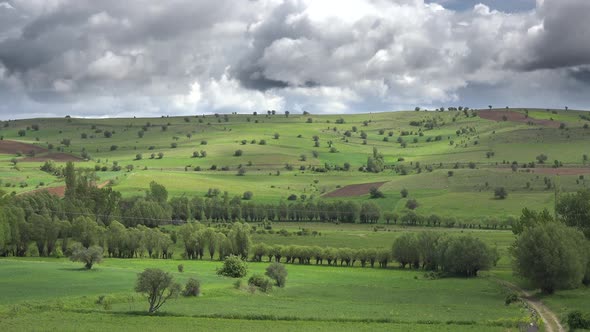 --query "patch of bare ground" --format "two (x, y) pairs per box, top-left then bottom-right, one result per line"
(0, 140), (47, 154)
(479, 110), (560, 128)
(323, 181), (387, 198)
